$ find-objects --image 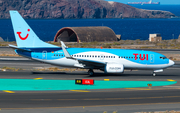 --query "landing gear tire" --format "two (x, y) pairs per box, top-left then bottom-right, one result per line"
(153, 73), (156, 77)
(88, 69), (94, 76)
